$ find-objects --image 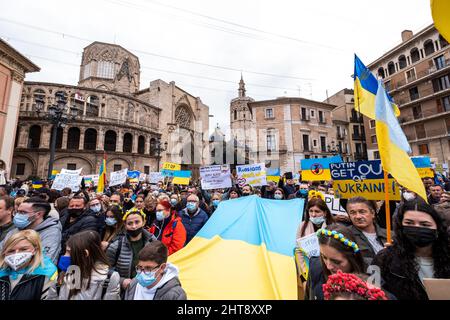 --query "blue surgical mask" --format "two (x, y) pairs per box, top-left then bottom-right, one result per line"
(90, 205), (102, 213)
(156, 211), (166, 221)
(186, 202), (197, 212)
(310, 216), (325, 226)
(170, 199), (178, 206)
(274, 194), (283, 200)
(299, 189), (308, 197)
(57, 255), (71, 272)
(212, 200), (220, 207)
(136, 270), (157, 288)
(13, 213), (33, 229)
(105, 217), (117, 226)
